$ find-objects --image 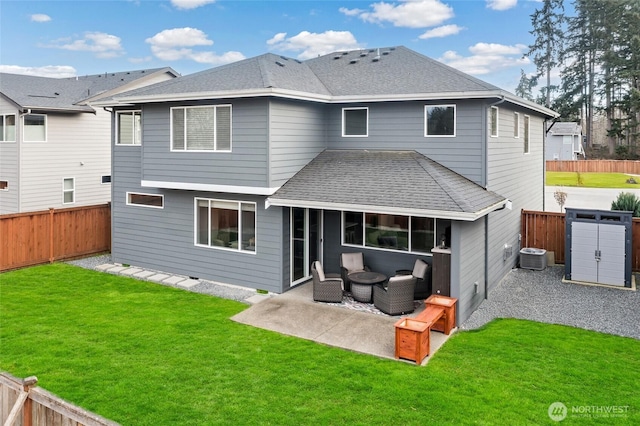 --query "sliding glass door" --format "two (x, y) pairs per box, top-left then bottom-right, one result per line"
(291, 208), (322, 285)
